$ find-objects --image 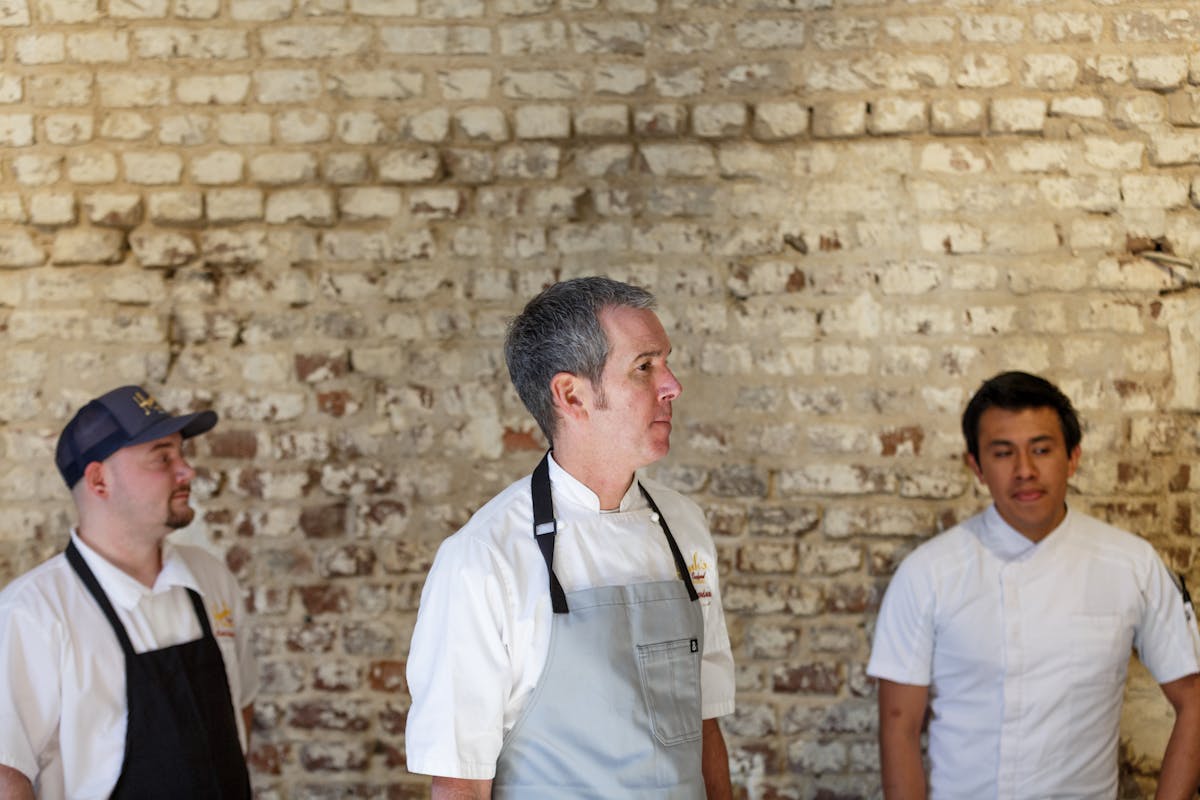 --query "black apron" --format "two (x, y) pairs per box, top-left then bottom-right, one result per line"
(65, 542), (252, 799)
